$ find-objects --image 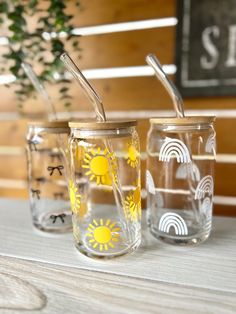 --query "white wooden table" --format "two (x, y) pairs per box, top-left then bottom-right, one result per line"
(0, 198), (235, 313)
